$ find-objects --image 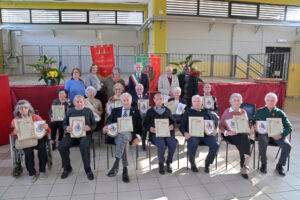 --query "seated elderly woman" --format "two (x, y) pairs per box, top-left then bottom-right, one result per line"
(167, 87), (187, 124)
(219, 93), (252, 179)
(84, 86), (103, 129)
(254, 92), (292, 176)
(11, 100), (50, 183)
